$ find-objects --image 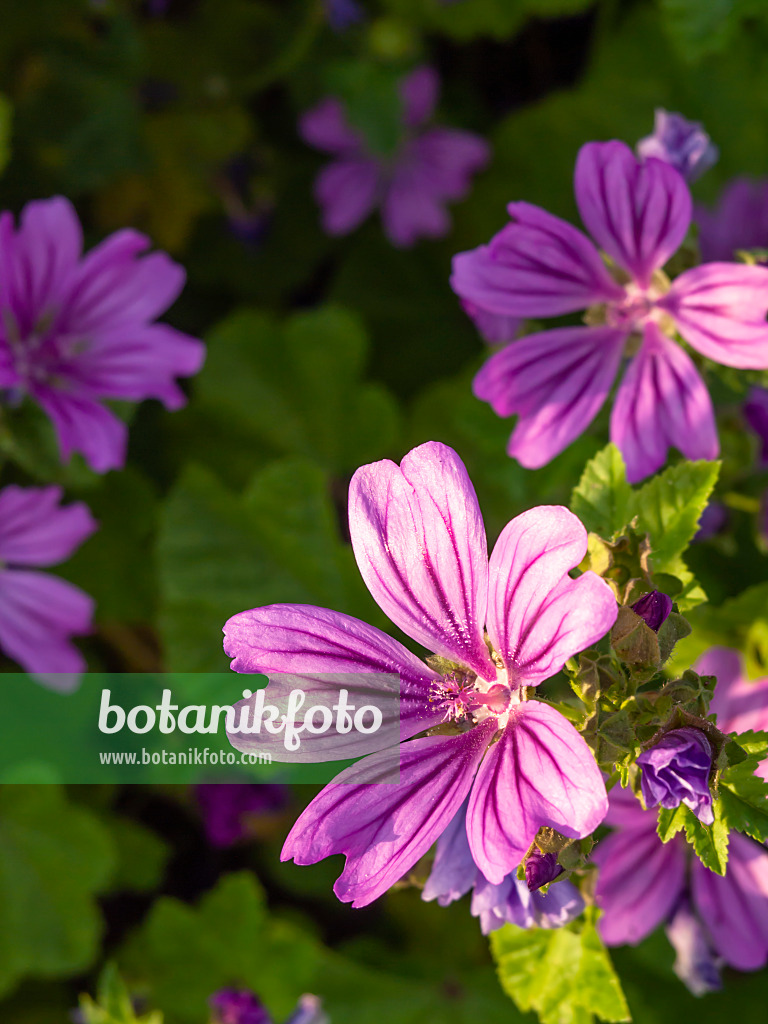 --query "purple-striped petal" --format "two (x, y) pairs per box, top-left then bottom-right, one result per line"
(486, 506), (617, 686)
(421, 798), (476, 907)
(281, 721), (495, 908)
(593, 824), (687, 946)
(697, 647), (768, 779)
(474, 326), (626, 469)
(696, 177), (768, 263)
(610, 322), (719, 484)
(33, 388), (128, 472)
(659, 262), (768, 369)
(693, 833), (768, 971)
(349, 442), (496, 680)
(461, 300), (521, 345)
(574, 141), (691, 288)
(466, 701), (608, 883)
(451, 202), (624, 318)
(223, 603), (444, 741)
(314, 158), (381, 236)
(0, 486), (96, 567)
